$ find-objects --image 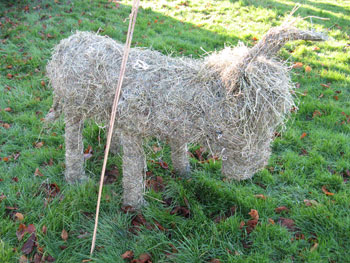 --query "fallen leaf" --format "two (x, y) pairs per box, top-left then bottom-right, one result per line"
(305, 66), (312, 73)
(246, 219), (258, 234)
(34, 253), (43, 263)
(26, 224), (36, 234)
(138, 253), (151, 263)
(42, 225), (47, 235)
(152, 145), (162, 152)
(254, 194), (266, 200)
(2, 123), (10, 129)
(334, 95), (339, 101)
(210, 259), (221, 263)
(61, 229), (68, 241)
(34, 168), (44, 177)
(3, 157), (9, 162)
(82, 260), (93, 263)
(275, 206), (289, 213)
(252, 36), (258, 41)
(35, 142), (44, 148)
(304, 199), (319, 206)
(22, 233), (36, 254)
(15, 212), (24, 221)
(248, 209), (259, 220)
(239, 221), (245, 229)
(320, 83), (330, 88)
(312, 110), (322, 118)
(300, 133), (307, 139)
(19, 255), (28, 263)
(268, 218), (275, 225)
(293, 62), (303, 69)
(40, 80), (46, 87)
(322, 186), (334, 196)
(122, 250), (134, 260)
(16, 224), (27, 241)
(12, 177), (18, 182)
(318, 93), (324, 99)
(6, 73), (13, 79)
(310, 242), (318, 252)
(84, 145), (93, 160)
(158, 159), (168, 169)
(277, 217), (295, 231)
(312, 46), (320, 51)
(4, 107), (12, 112)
